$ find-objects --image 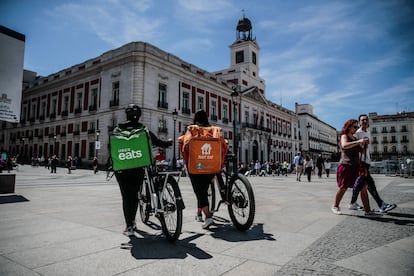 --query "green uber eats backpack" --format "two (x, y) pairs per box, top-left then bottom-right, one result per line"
(110, 126), (153, 171)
